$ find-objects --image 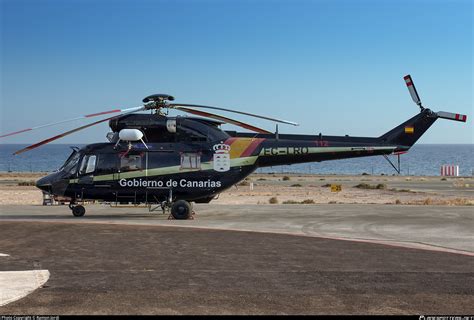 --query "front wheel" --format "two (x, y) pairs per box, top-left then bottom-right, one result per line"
(72, 205), (86, 217)
(171, 200), (192, 220)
